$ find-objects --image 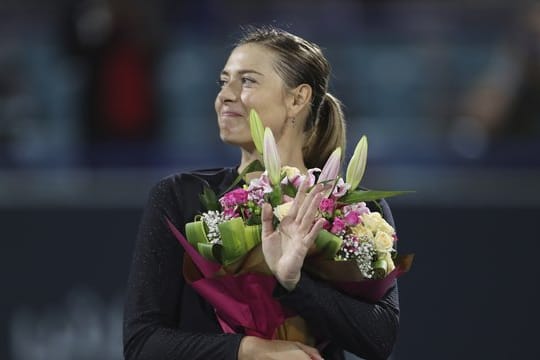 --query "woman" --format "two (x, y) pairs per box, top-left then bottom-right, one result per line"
(123, 27), (399, 360)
